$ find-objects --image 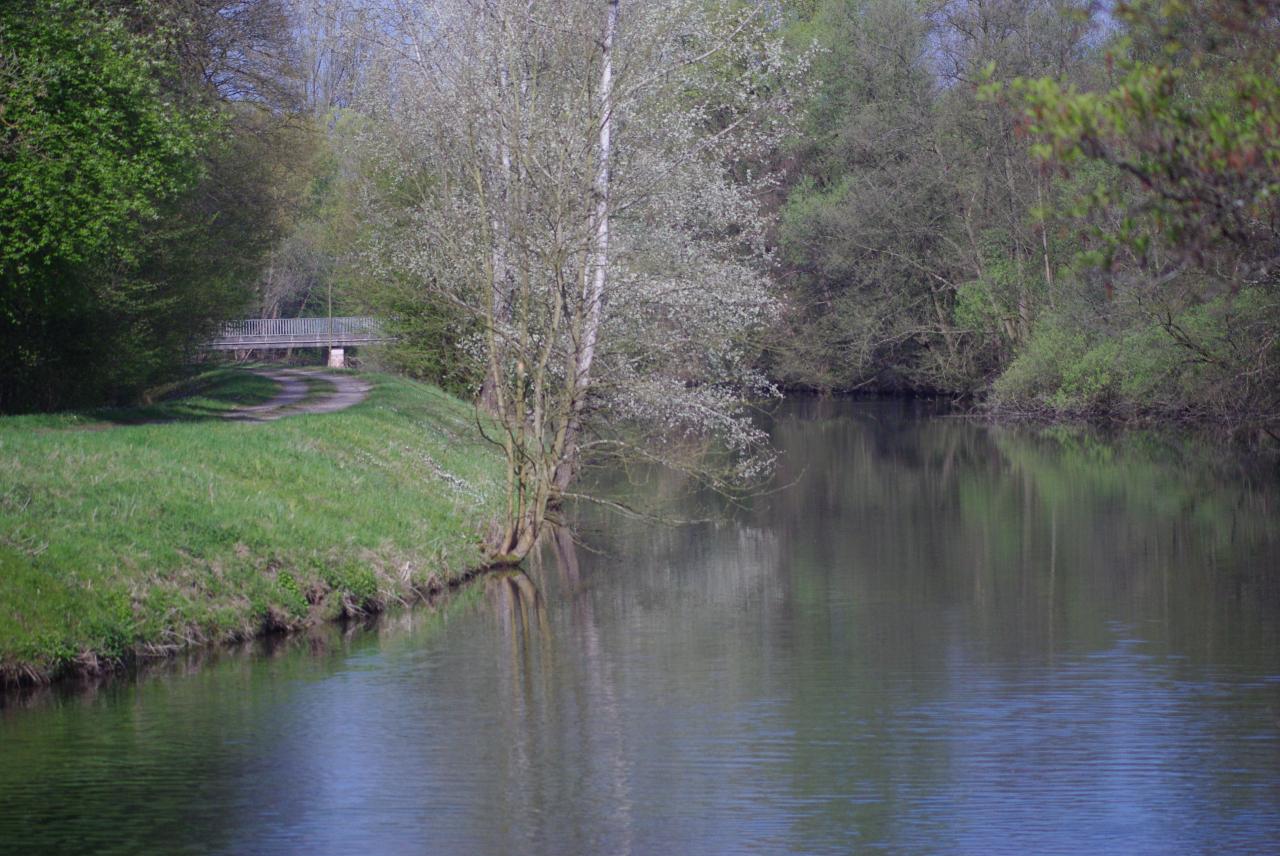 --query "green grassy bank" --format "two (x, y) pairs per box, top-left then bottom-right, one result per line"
(0, 368), (503, 684)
